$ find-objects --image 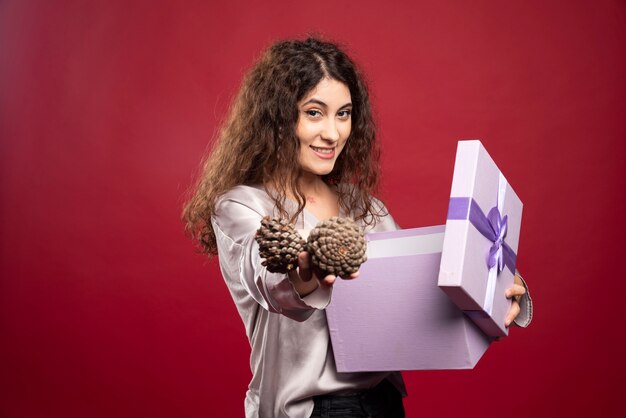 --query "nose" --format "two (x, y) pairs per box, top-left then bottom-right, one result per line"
(321, 118), (340, 143)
